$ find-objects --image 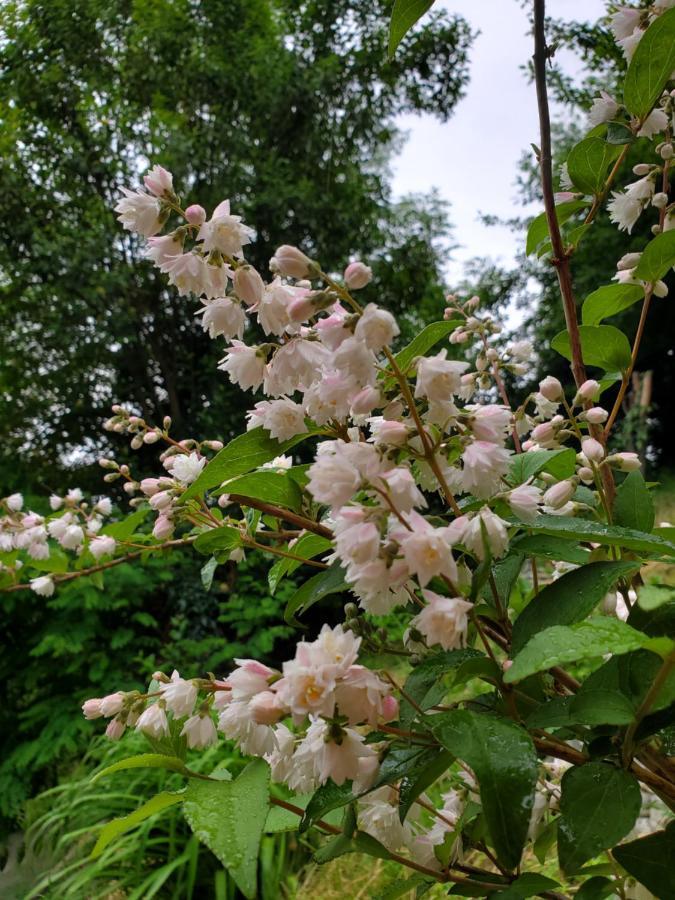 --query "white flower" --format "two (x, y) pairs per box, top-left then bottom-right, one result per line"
(197, 199), (253, 257)
(463, 507), (510, 559)
(6, 493), (23, 512)
(303, 371), (356, 424)
(359, 787), (412, 851)
(49, 495), (63, 511)
(610, 7), (641, 41)
(264, 723), (298, 786)
(411, 591), (472, 650)
(415, 351), (469, 401)
(247, 397), (307, 442)
(94, 497), (113, 516)
(160, 251), (211, 296)
(172, 453), (206, 486)
(30, 575), (55, 597)
(608, 191), (643, 233)
(159, 670), (199, 717)
(144, 233), (184, 267)
(347, 557), (410, 615)
(466, 404), (512, 444)
(89, 535), (116, 559)
(543, 479), (577, 509)
(257, 279), (293, 336)
(264, 339), (329, 397)
(233, 265), (265, 306)
(219, 340), (266, 391)
(617, 26), (643, 61)
(353, 303), (399, 351)
(588, 91), (619, 126)
(396, 513), (458, 587)
(227, 659), (276, 700)
(376, 466), (426, 513)
(294, 719), (378, 786)
(66, 488), (84, 504)
(181, 714), (218, 749)
(60, 524), (85, 550)
(461, 441), (511, 499)
(195, 297), (246, 340)
(136, 703), (169, 738)
(332, 336), (377, 386)
(218, 701), (277, 755)
(315, 307), (351, 350)
(508, 484), (542, 523)
(114, 188), (162, 236)
(334, 665), (390, 725)
(307, 444), (363, 509)
(637, 108), (669, 139)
